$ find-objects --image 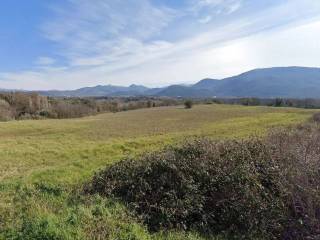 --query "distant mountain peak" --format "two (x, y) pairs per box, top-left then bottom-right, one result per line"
(17, 66), (320, 98)
(129, 84), (142, 87)
(193, 78), (220, 89)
